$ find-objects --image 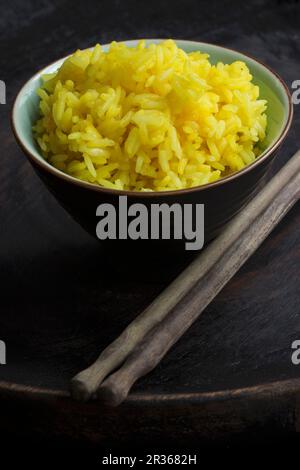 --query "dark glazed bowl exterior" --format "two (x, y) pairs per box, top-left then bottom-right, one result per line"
(30, 145), (278, 260)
